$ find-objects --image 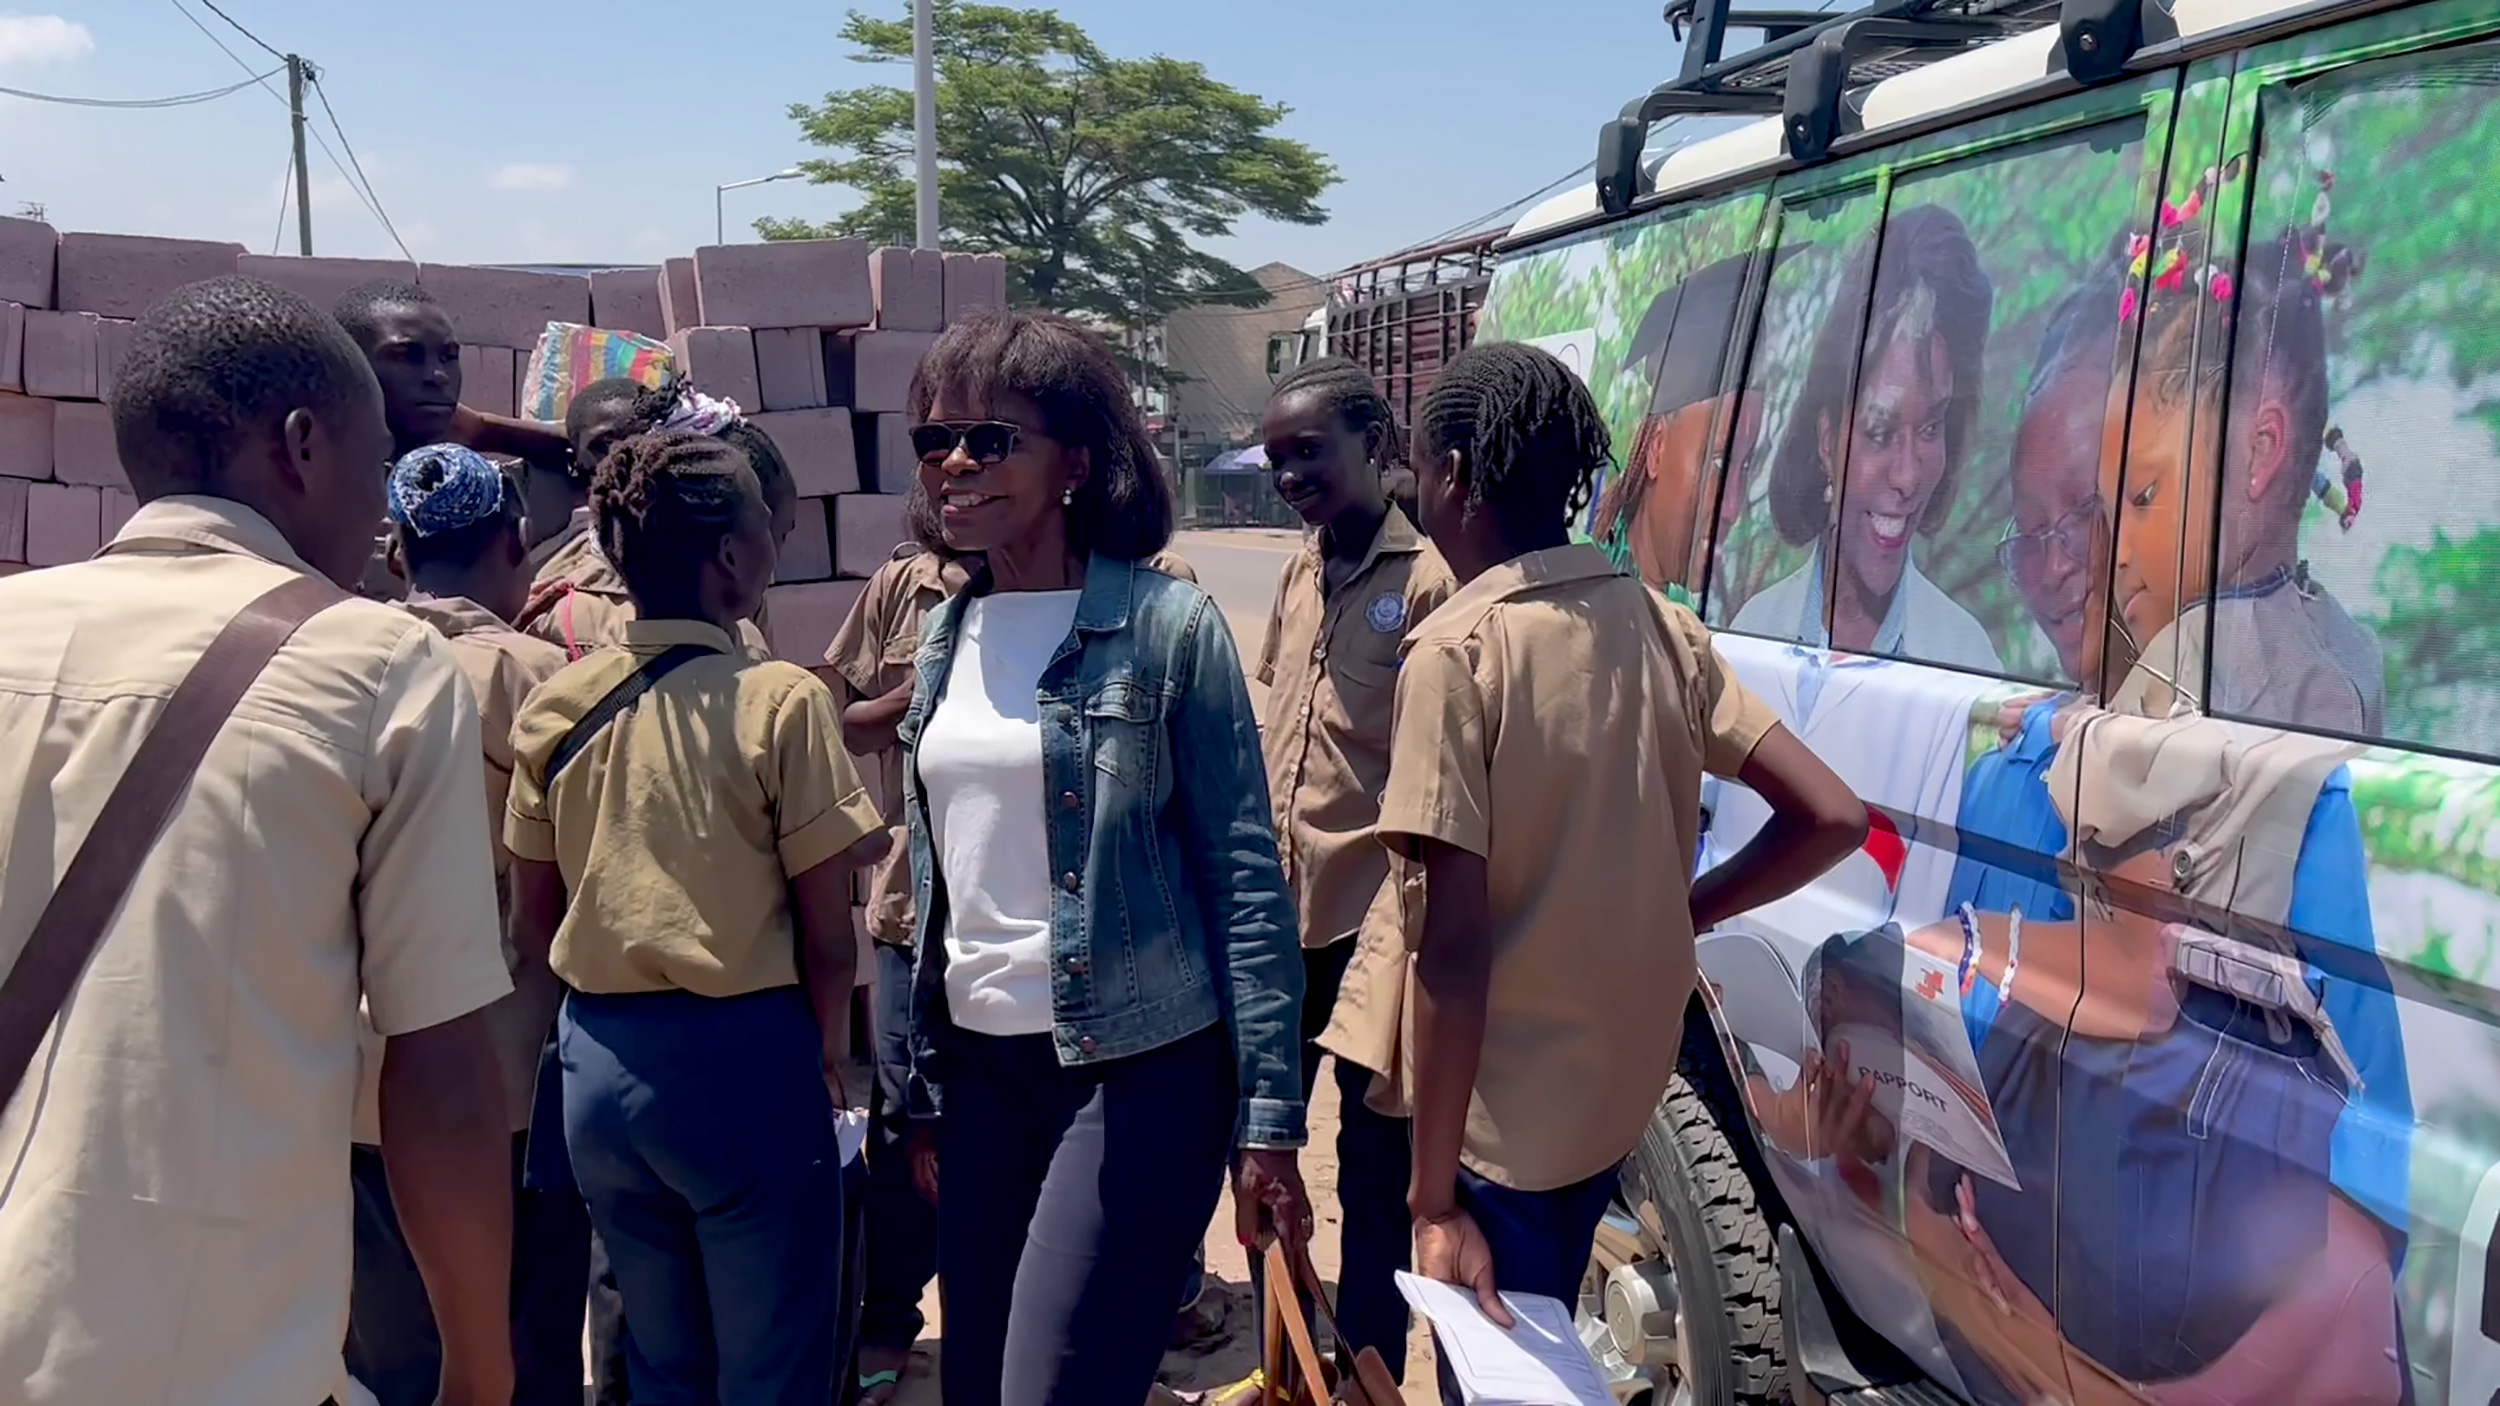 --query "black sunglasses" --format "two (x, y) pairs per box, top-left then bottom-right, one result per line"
(910, 420), (1030, 466)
